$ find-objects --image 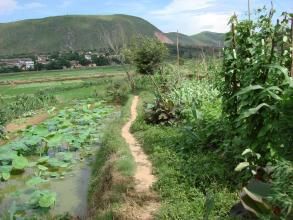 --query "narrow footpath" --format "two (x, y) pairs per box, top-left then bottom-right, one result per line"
(121, 96), (159, 220)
